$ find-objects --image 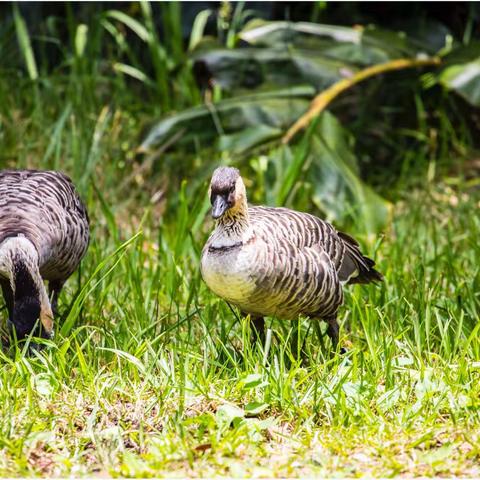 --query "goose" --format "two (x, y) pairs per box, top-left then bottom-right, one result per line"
(0, 170), (89, 341)
(200, 166), (382, 349)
